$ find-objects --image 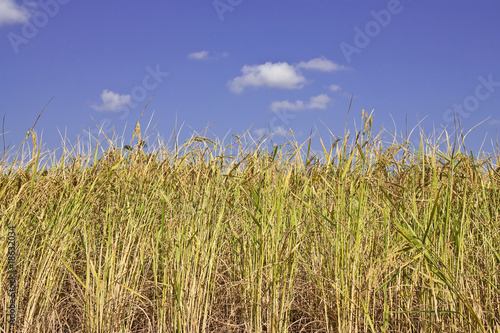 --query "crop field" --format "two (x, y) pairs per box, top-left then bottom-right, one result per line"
(1, 111), (499, 332)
